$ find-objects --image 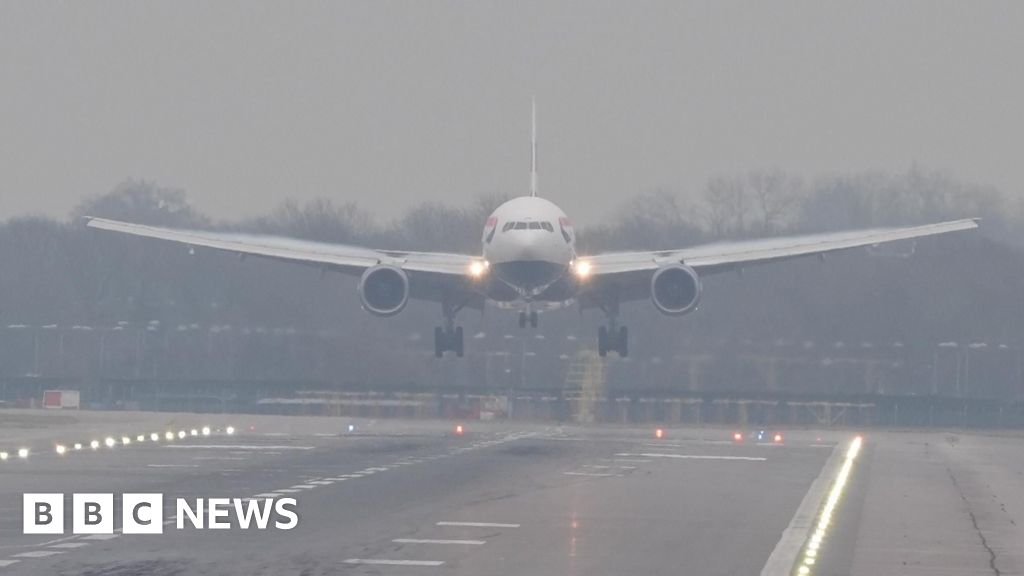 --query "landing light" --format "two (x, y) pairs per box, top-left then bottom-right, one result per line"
(572, 260), (592, 279)
(773, 434), (783, 444)
(56, 444), (67, 455)
(655, 428), (665, 439)
(18, 448), (29, 459)
(151, 433), (160, 442)
(0, 452), (7, 461)
(226, 426), (236, 436)
(201, 426), (211, 436)
(469, 260), (489, 278)
(733, 432), (743, 442)
(90, 440), (100, 450)
(455, 424), (464, 436)
(105, 437), (116, 448)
